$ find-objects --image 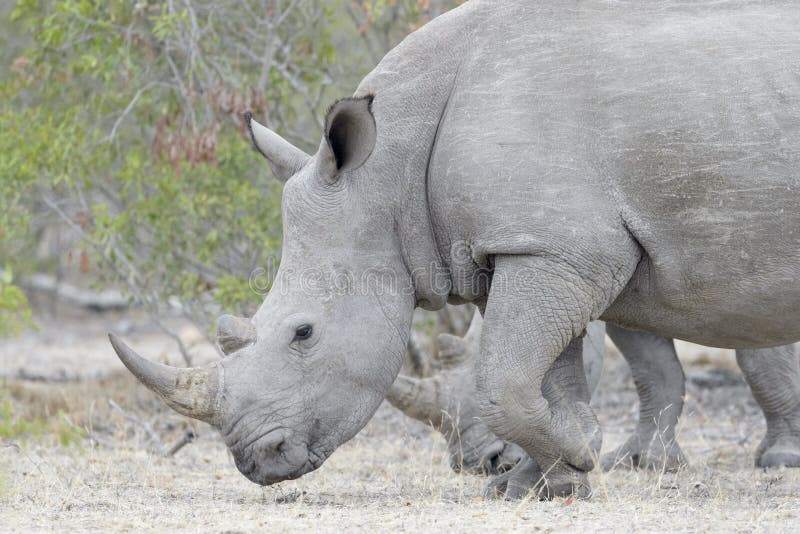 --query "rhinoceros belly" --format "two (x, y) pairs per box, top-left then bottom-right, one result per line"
(592, 8), (800, 347)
